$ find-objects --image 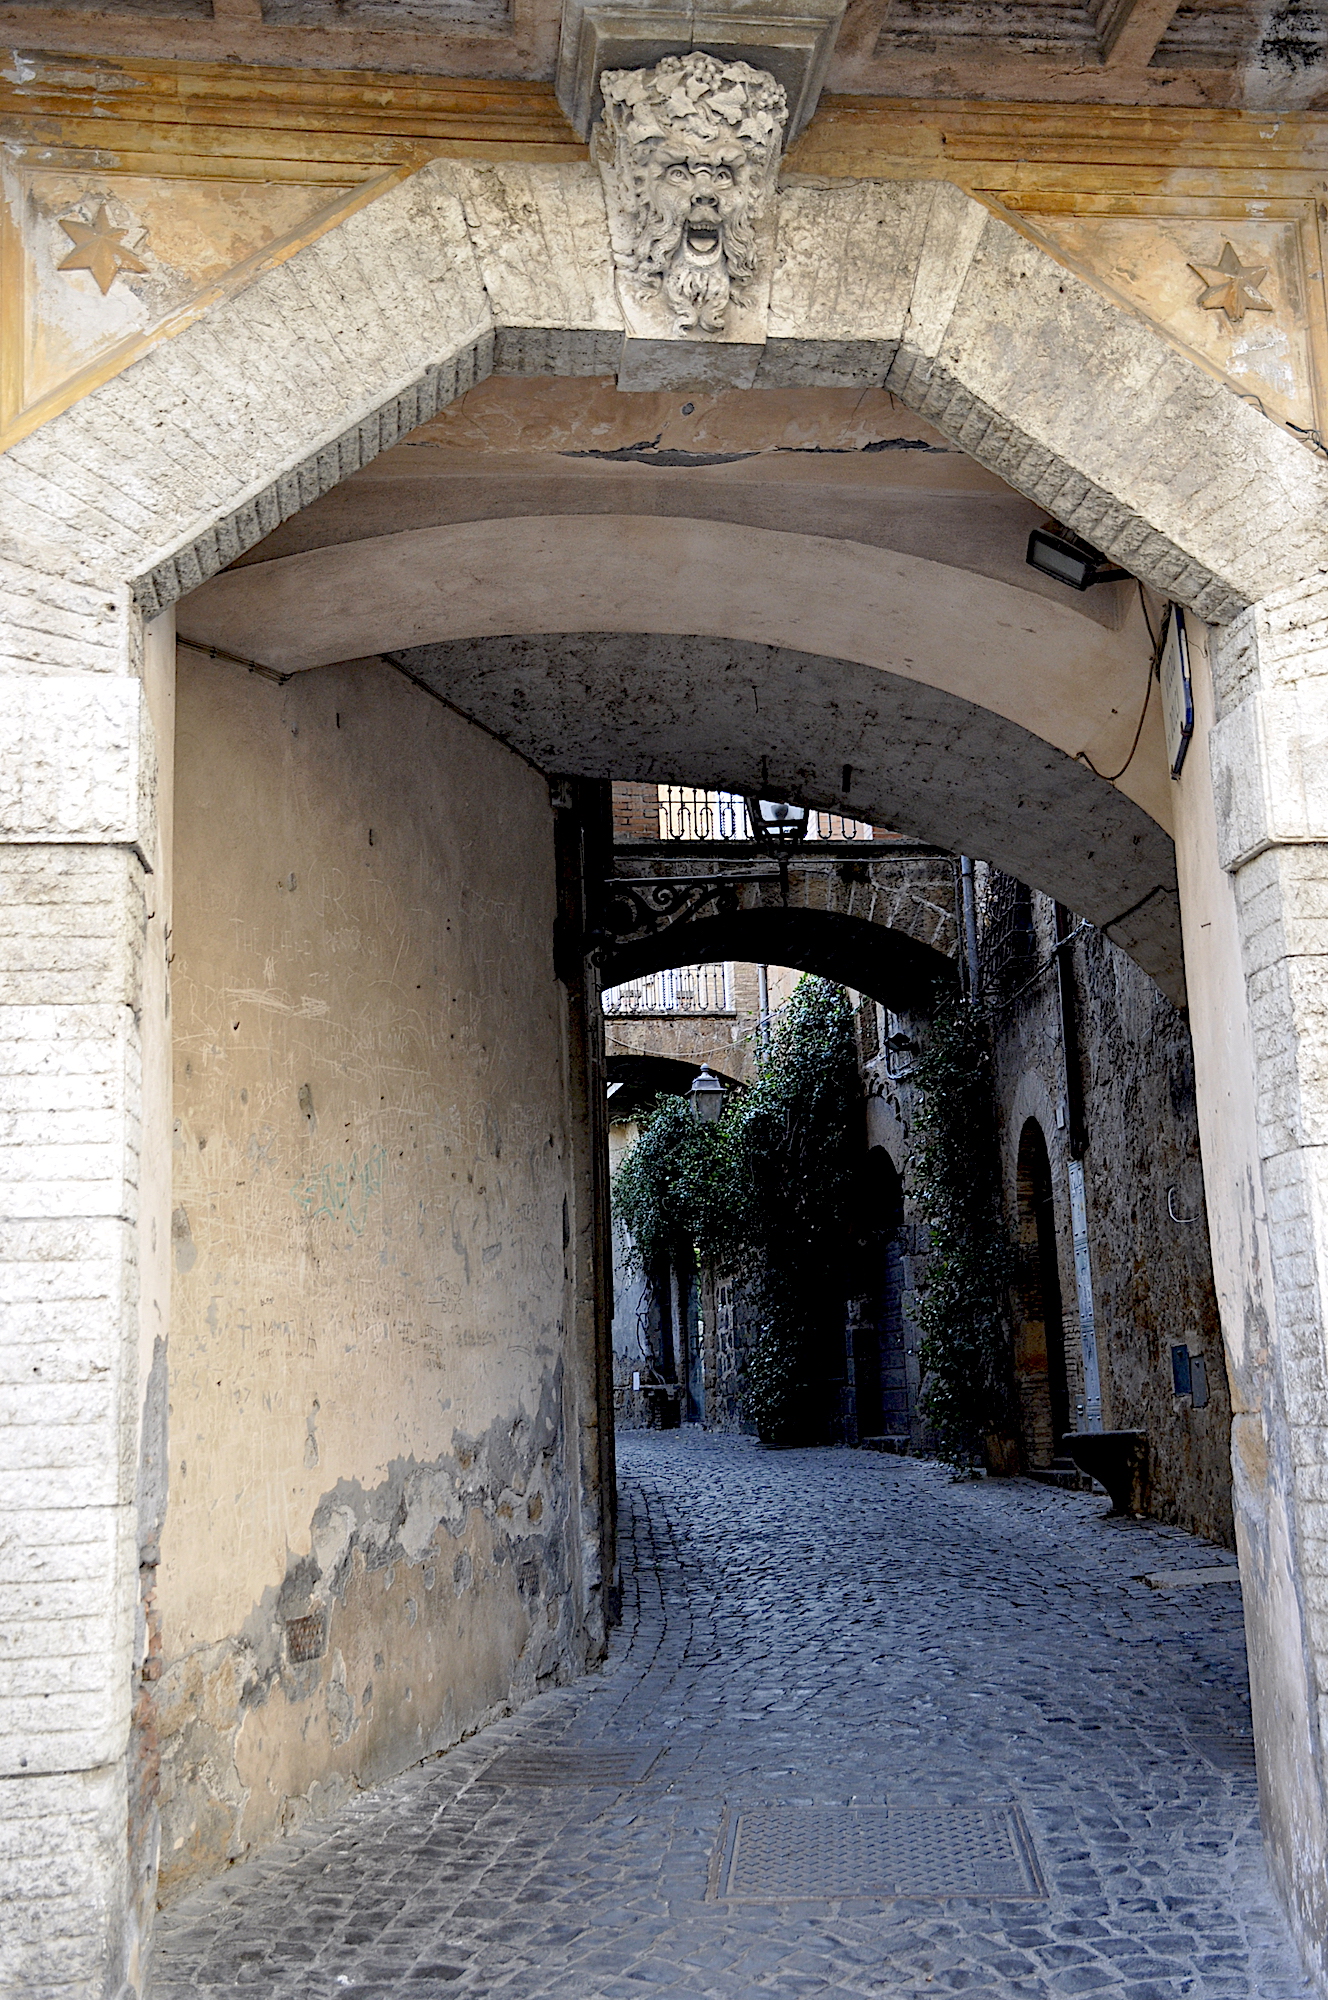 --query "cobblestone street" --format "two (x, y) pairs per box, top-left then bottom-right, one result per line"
(151, 1432), (1310, 1999)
